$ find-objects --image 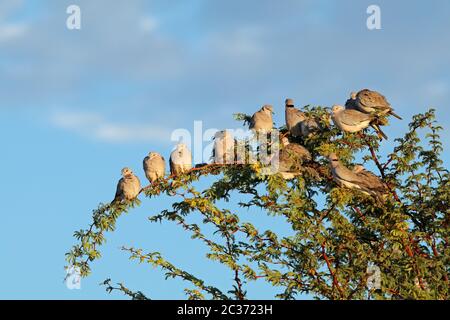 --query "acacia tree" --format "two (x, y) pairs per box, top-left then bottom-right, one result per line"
(66, 107), (449, 300)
